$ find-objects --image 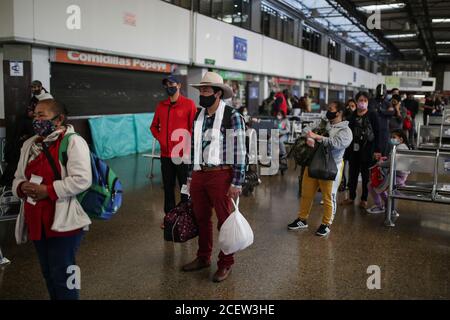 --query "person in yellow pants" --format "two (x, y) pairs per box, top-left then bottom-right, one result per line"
(288, 101), (352, 236)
